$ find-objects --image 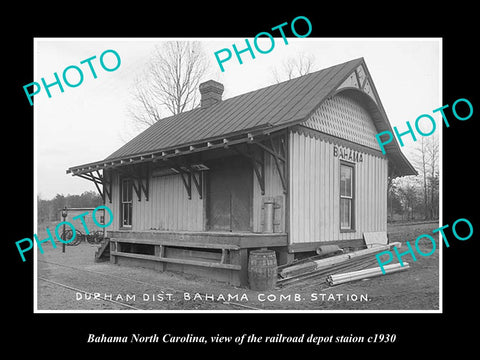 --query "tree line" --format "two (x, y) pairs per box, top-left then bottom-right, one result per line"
(388, 135), (439, 222)
(38, 191), (103, 223)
